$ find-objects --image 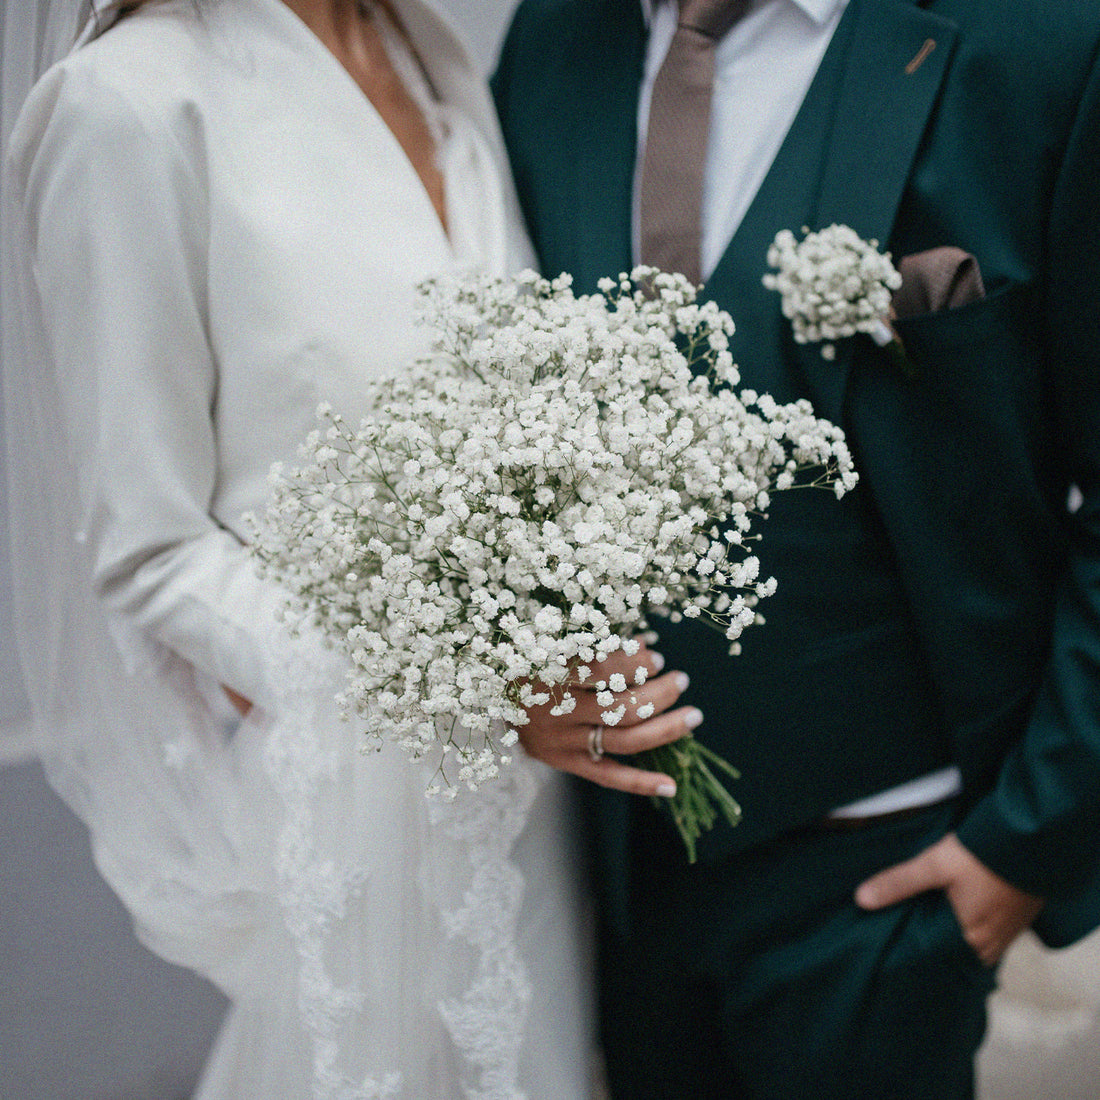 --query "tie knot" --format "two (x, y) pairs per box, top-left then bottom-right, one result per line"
(676, 0), (750, 41)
